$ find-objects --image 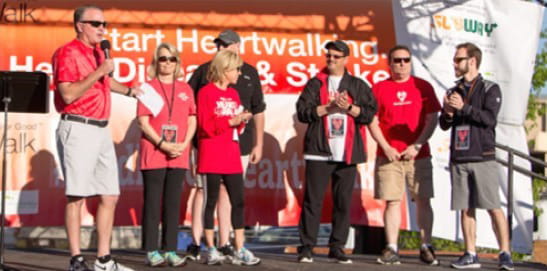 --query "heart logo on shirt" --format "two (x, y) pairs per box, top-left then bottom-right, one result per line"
(397, 91), (407, 102)
(178, 93), (189, 101)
